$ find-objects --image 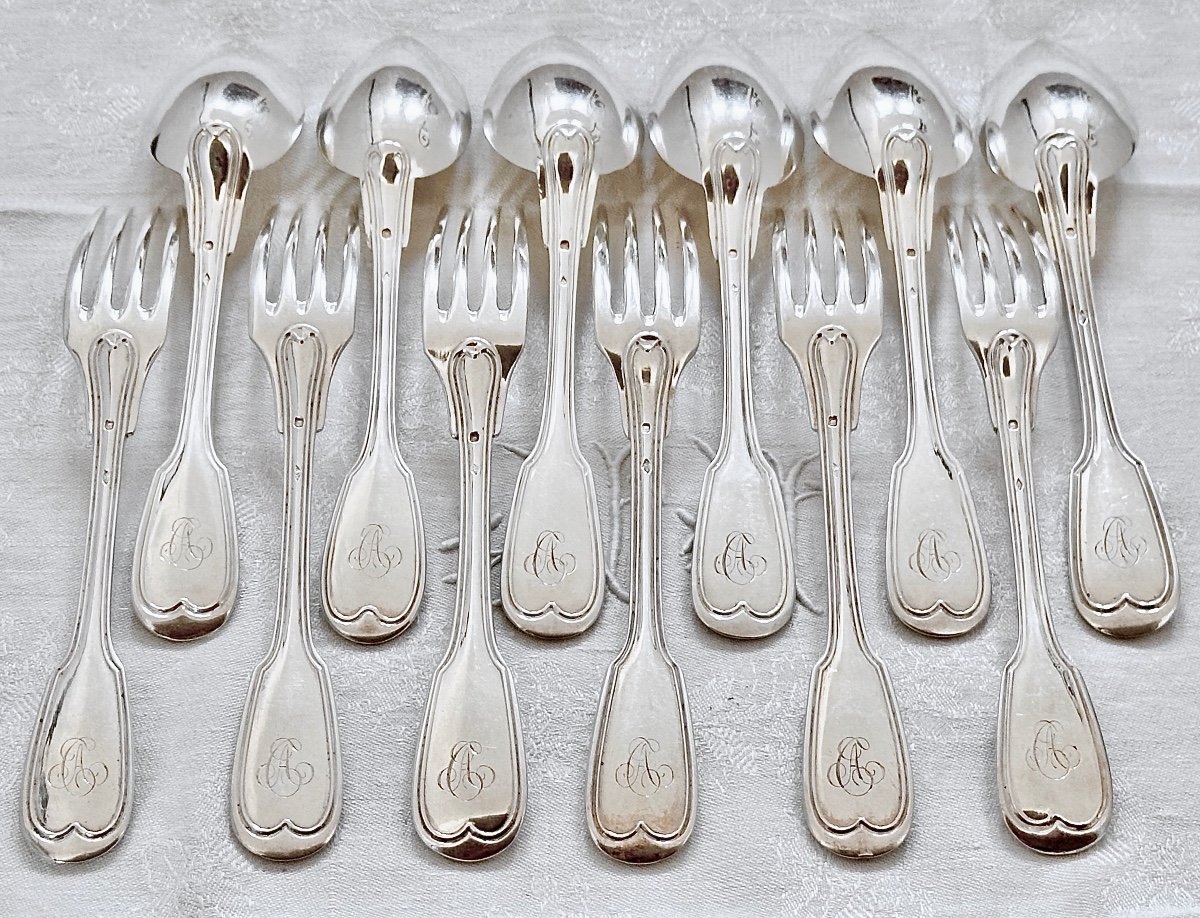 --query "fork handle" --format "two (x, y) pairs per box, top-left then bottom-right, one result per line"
(232, 328), (341, 860)
(988, 332), (1111, 854)
(880, 129), (989, 637)
(1035, 134), (1177, 637)
(24, 335), (136, 862)
(588, 337), (695, 863)
(503, 123), (604, 637)
(803, 330), (911, 858)
(415, 341), (525, 861)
